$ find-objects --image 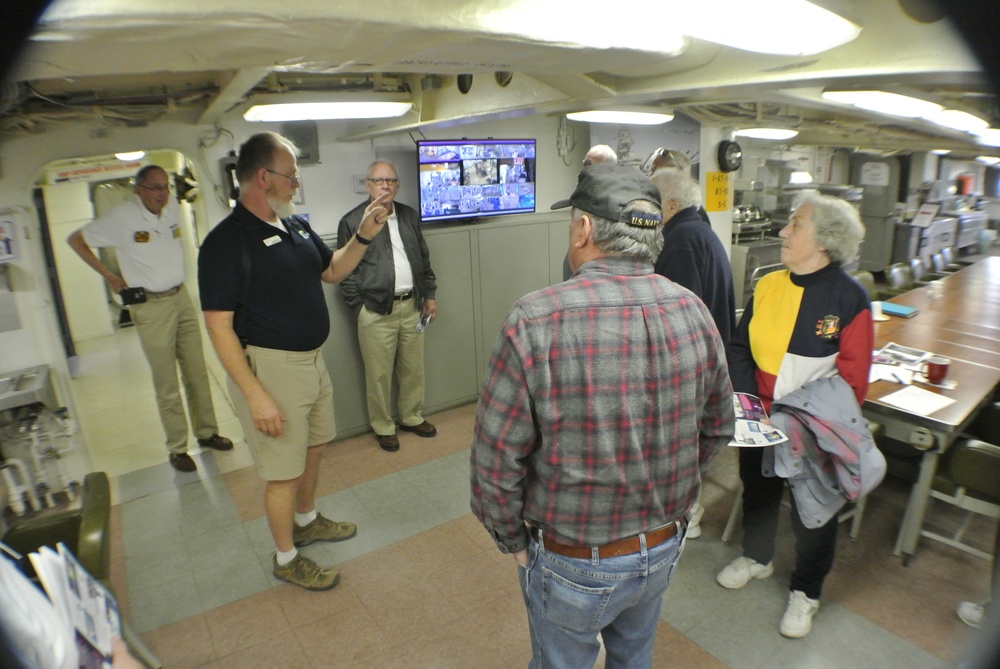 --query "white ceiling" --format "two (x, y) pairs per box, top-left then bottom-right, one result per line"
(2, 0), (995, 155)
